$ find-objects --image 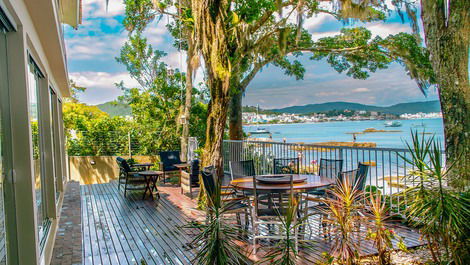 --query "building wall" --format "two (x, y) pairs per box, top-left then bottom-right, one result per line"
(69, 156), (160, 184)
(0, 0), (71, 264)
